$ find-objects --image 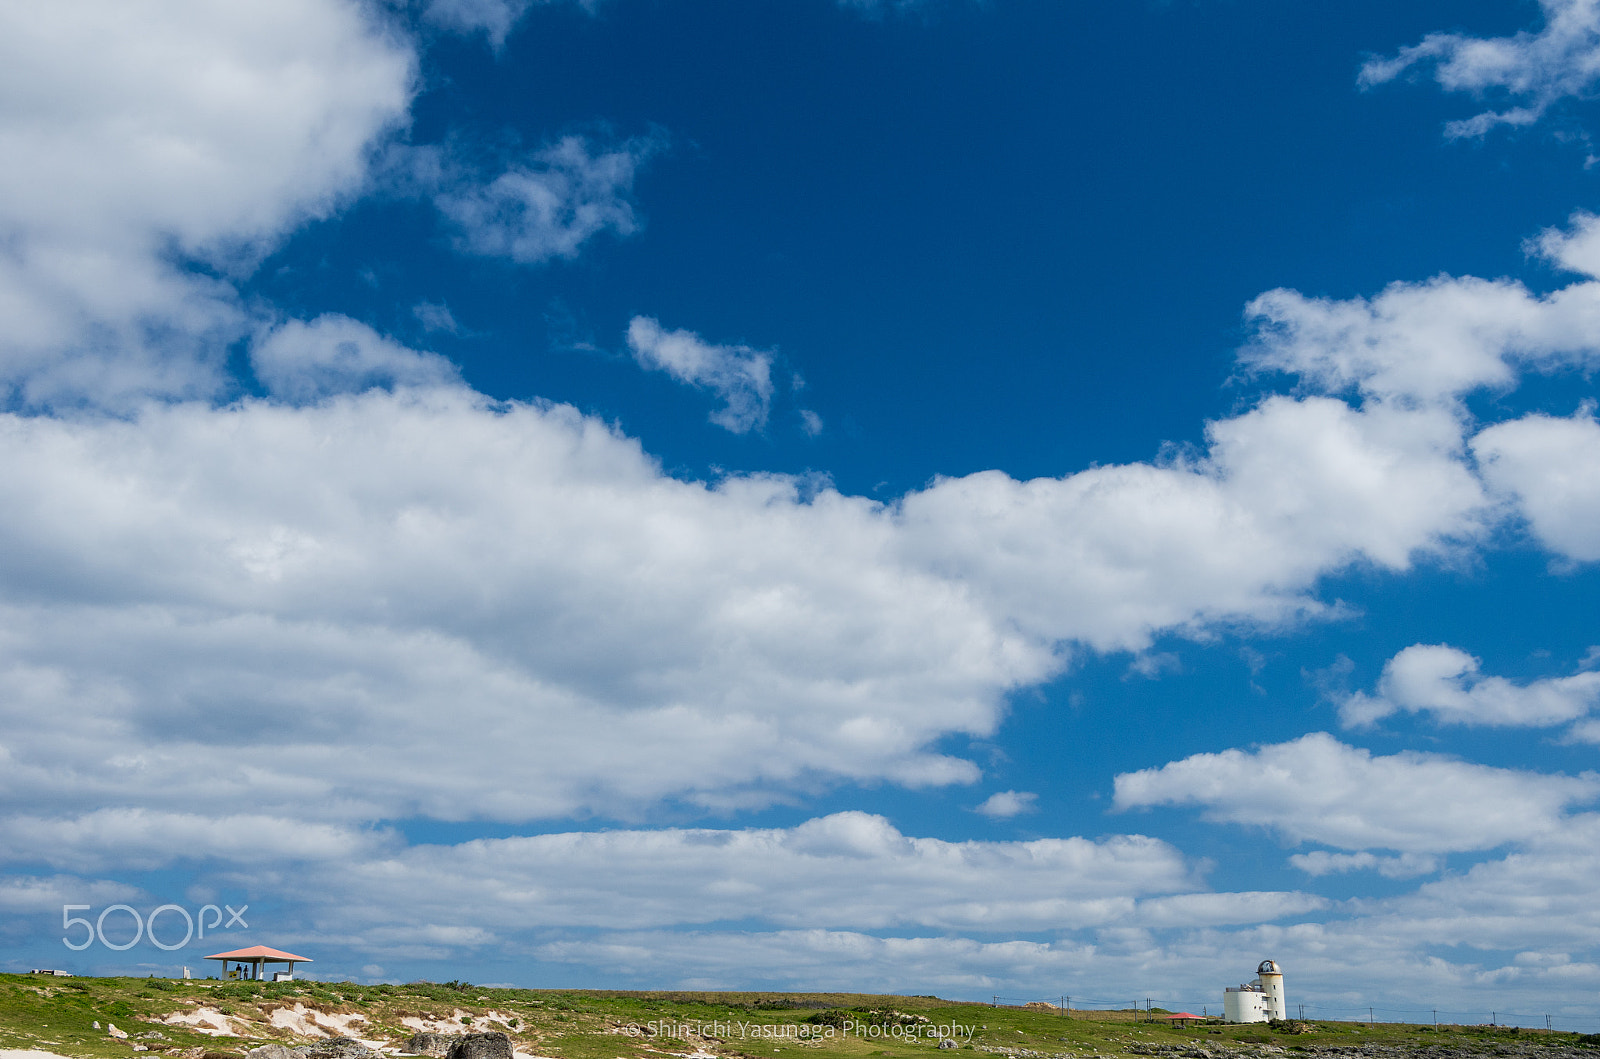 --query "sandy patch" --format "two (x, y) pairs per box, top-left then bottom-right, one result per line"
(267, 1005), (330, 1039)
(160, 1007), (238, 1036)
(2, 1050), (75, 1059)
(263, 1005), (385, 1049)
(313, 1013), (371, 1038)
(398, 1011), (516, 1036)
